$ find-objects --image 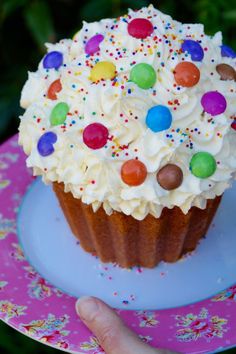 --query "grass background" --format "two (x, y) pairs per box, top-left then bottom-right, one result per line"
(0, 0), (236, 352)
